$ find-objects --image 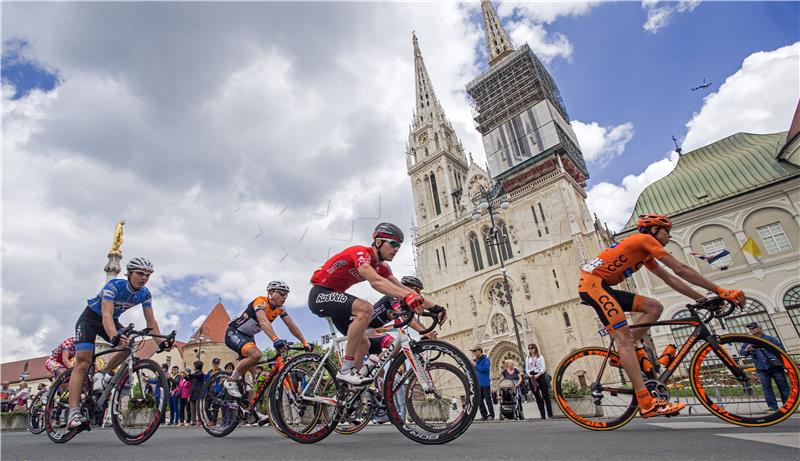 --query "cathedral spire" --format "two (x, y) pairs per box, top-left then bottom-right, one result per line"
(412, 32), (448, 129)
(481, 0), (515, 66)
